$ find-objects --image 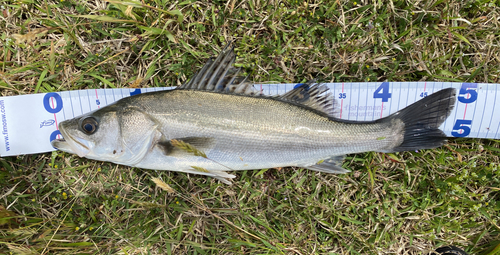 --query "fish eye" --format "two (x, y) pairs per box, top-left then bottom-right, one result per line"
(81, 117), (98, 134)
